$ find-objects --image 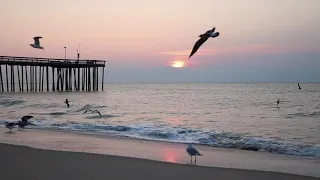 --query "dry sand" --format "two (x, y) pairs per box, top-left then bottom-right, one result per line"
(1, 143), (319, 180)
